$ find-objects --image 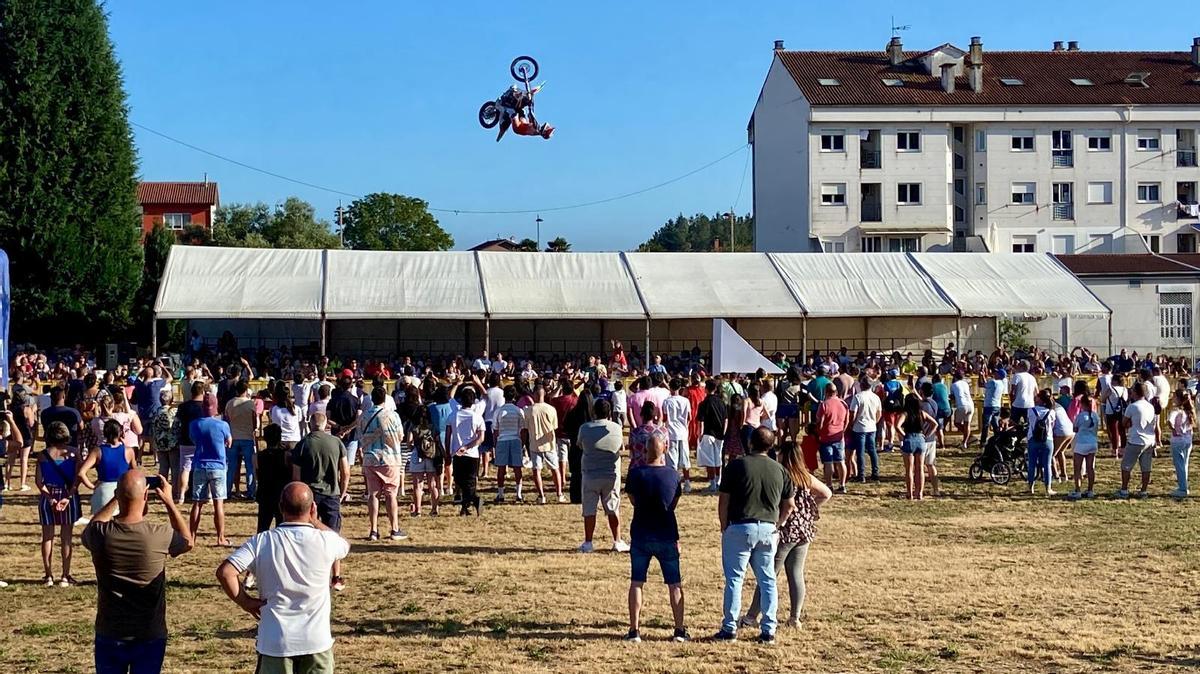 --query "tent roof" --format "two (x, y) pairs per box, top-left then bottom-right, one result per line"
(476, 252), (646, 319)
(324, 250), (484, 319)
(770, 253), (957, 317)
(624, 252), (804, 319)
(154, 246), (323, 319)
(909, 253), (1110, 318)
